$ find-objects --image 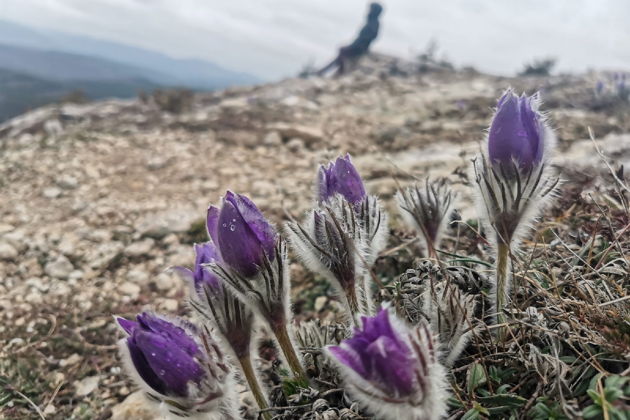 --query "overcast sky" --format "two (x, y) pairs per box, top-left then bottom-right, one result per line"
(1, 0), (629, 80)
